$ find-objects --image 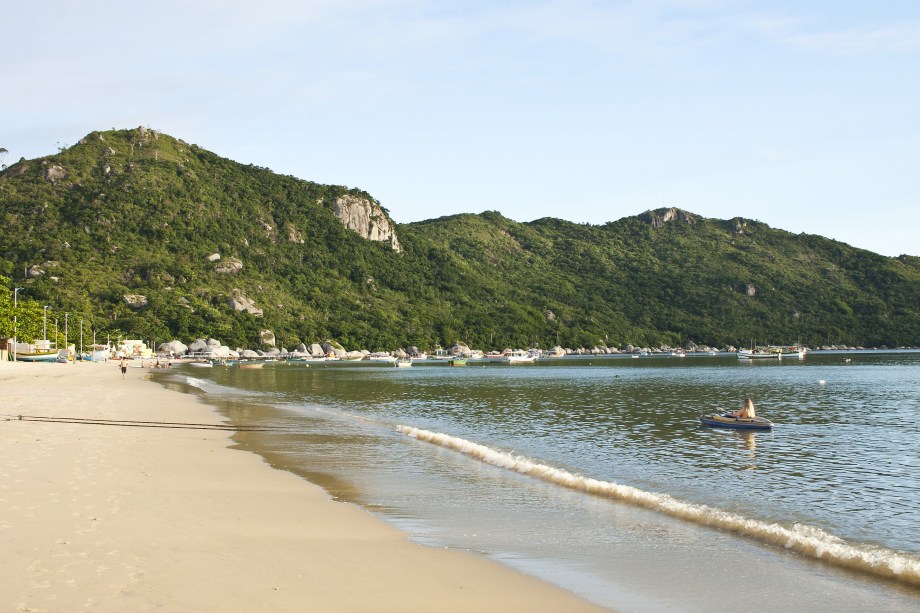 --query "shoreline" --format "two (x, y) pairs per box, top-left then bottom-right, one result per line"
(0, 361), (607, 612)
